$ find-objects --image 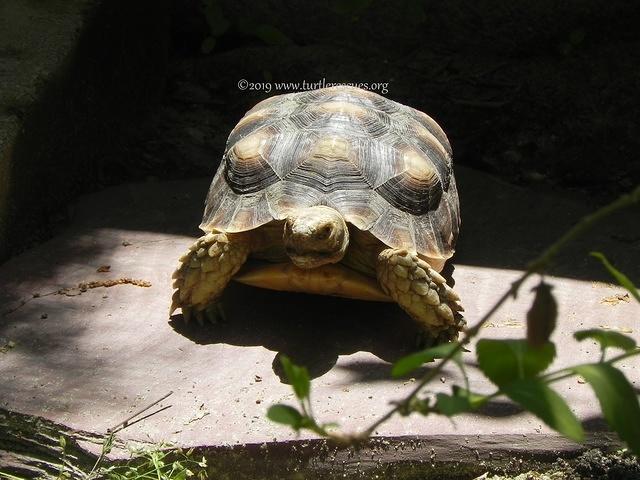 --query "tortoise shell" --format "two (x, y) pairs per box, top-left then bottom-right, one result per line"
(201, 86), (460, 260)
